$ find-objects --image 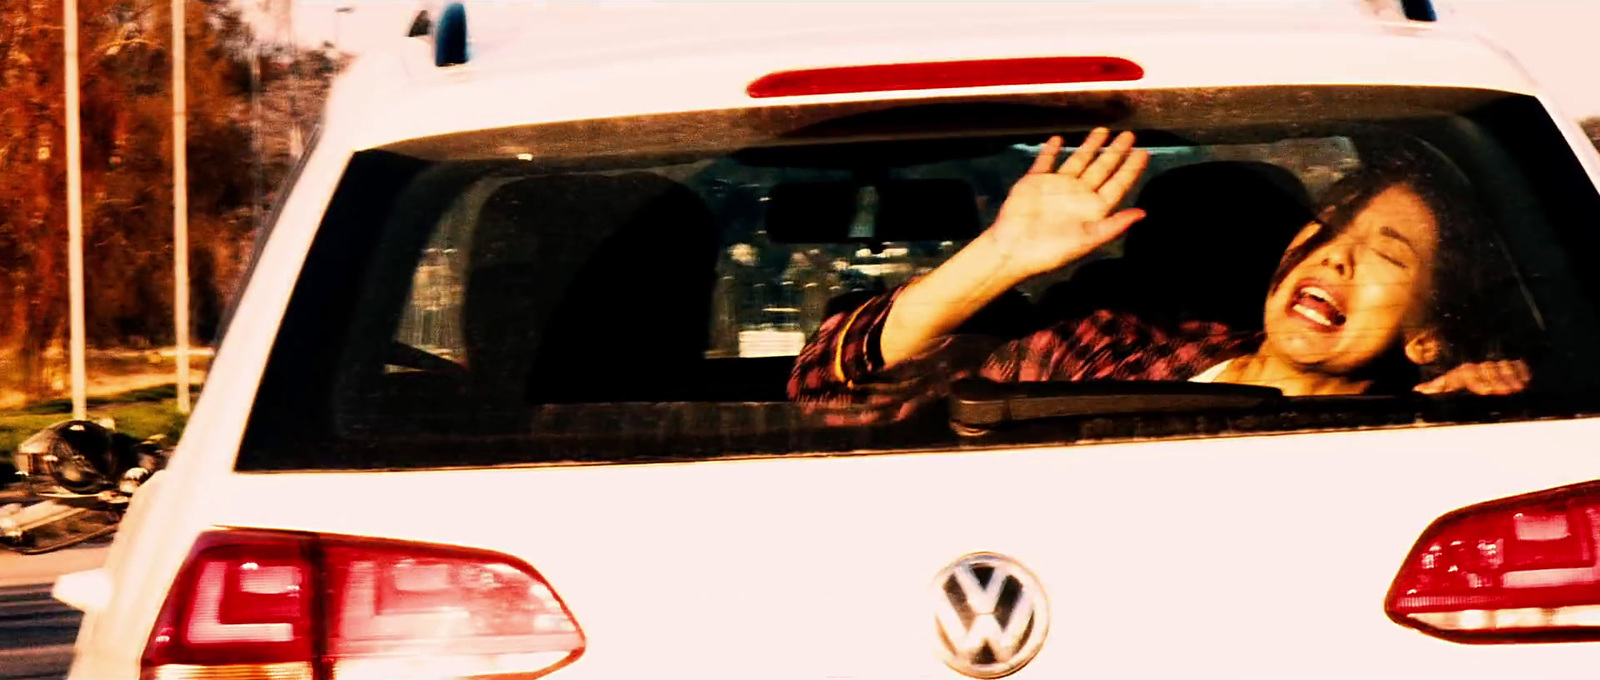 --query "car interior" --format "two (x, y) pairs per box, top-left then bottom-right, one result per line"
(361, 129), (1562, 421)
(1034, 159), (1313, 332)
(228, 91), (1600, 471)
